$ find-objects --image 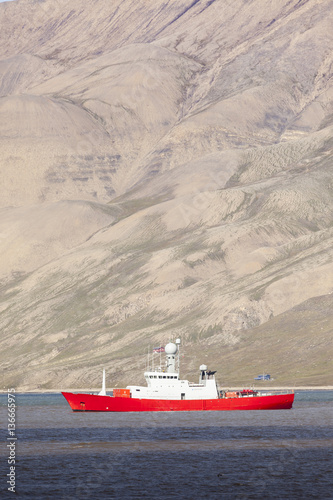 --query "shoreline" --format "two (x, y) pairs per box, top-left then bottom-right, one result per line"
(2, 385), (333, 393)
